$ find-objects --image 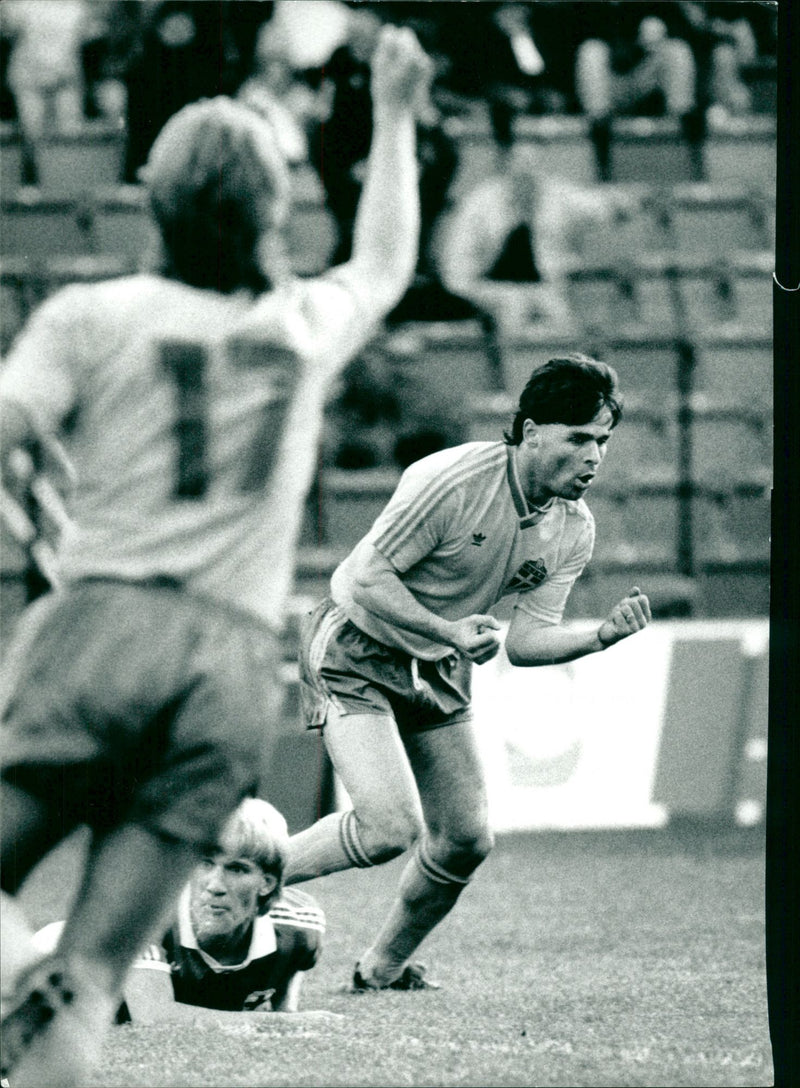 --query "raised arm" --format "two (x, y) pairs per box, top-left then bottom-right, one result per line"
(341, 26), (432, 312)
(504, 586), (651, 666)
(346, 541), (502, 663)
